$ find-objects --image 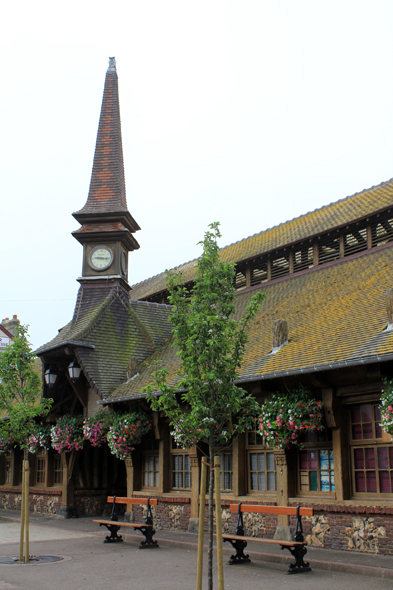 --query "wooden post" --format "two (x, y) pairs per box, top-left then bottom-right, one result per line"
(24, 460), (30, 563)
(274, 451), (289, 526)
(214, 456), (224, 590)
(125, 456), (134, 522)
(189, 451), (200, 519)
(196, 461), (207, 590)
(19, 459), (25, 562)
